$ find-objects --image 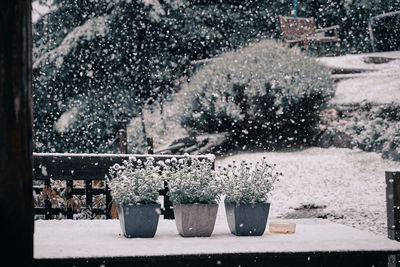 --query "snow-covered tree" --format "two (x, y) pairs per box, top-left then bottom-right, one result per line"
(32, 0), (291, 153)
(177, 40), (334, 149)
(32, 0), (399, 152)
